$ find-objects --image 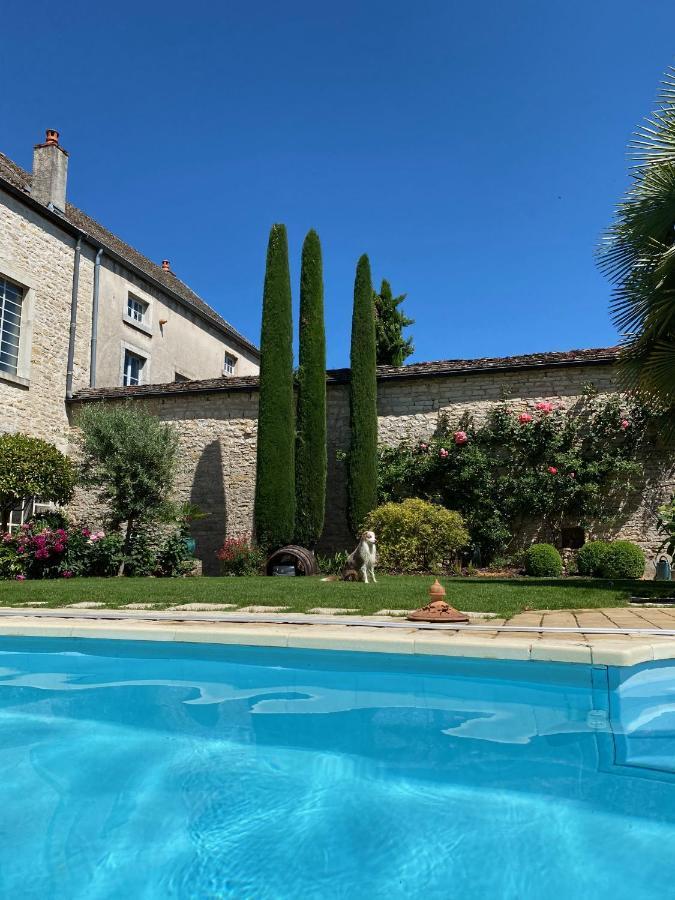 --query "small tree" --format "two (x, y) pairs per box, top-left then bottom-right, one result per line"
(374, 279), (414, 366)
(295, 229), (327, 547)
(77, 402), (179, 574)
(0, 433), (75, 532)
(348, 254), (379, 536)
(254, 223), (295, 549)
